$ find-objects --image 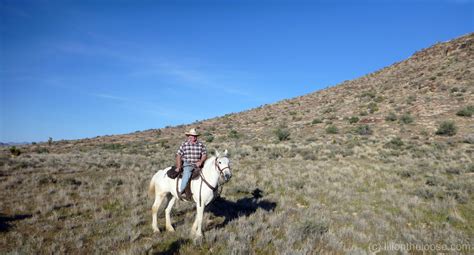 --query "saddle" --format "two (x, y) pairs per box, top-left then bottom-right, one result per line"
(166, 165), (201, 201)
